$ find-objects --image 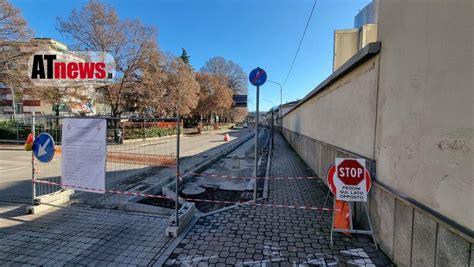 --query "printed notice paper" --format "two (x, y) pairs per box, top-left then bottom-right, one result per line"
(61, 118), (106, 193)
